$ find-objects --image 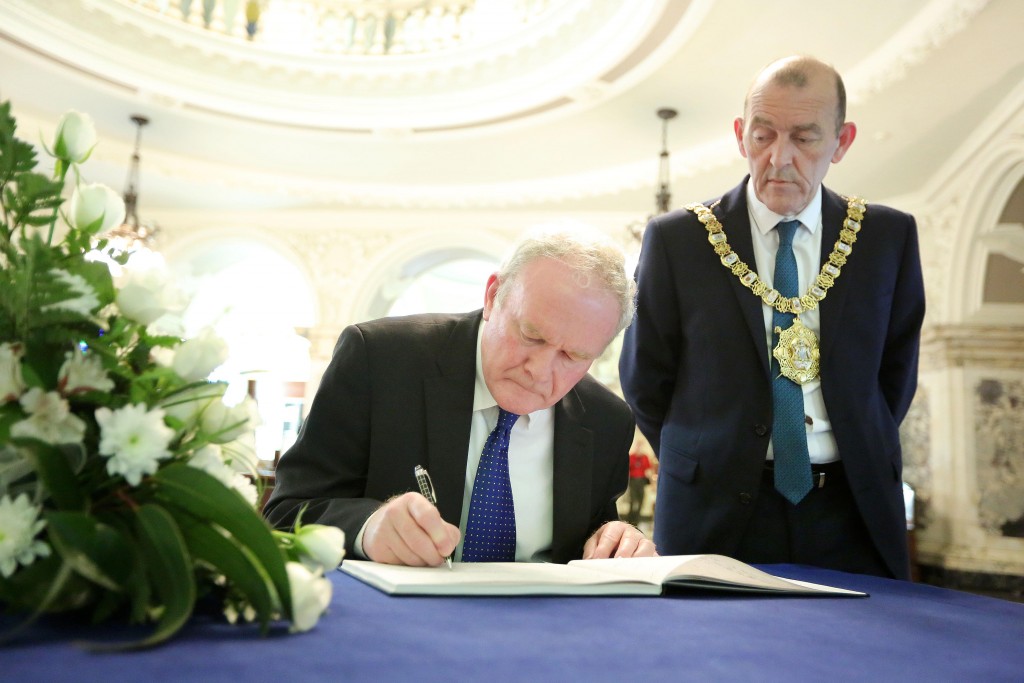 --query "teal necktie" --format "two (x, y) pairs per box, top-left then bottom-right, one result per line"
(462, 408), (519, 562)
(772, 220), (813, 504)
